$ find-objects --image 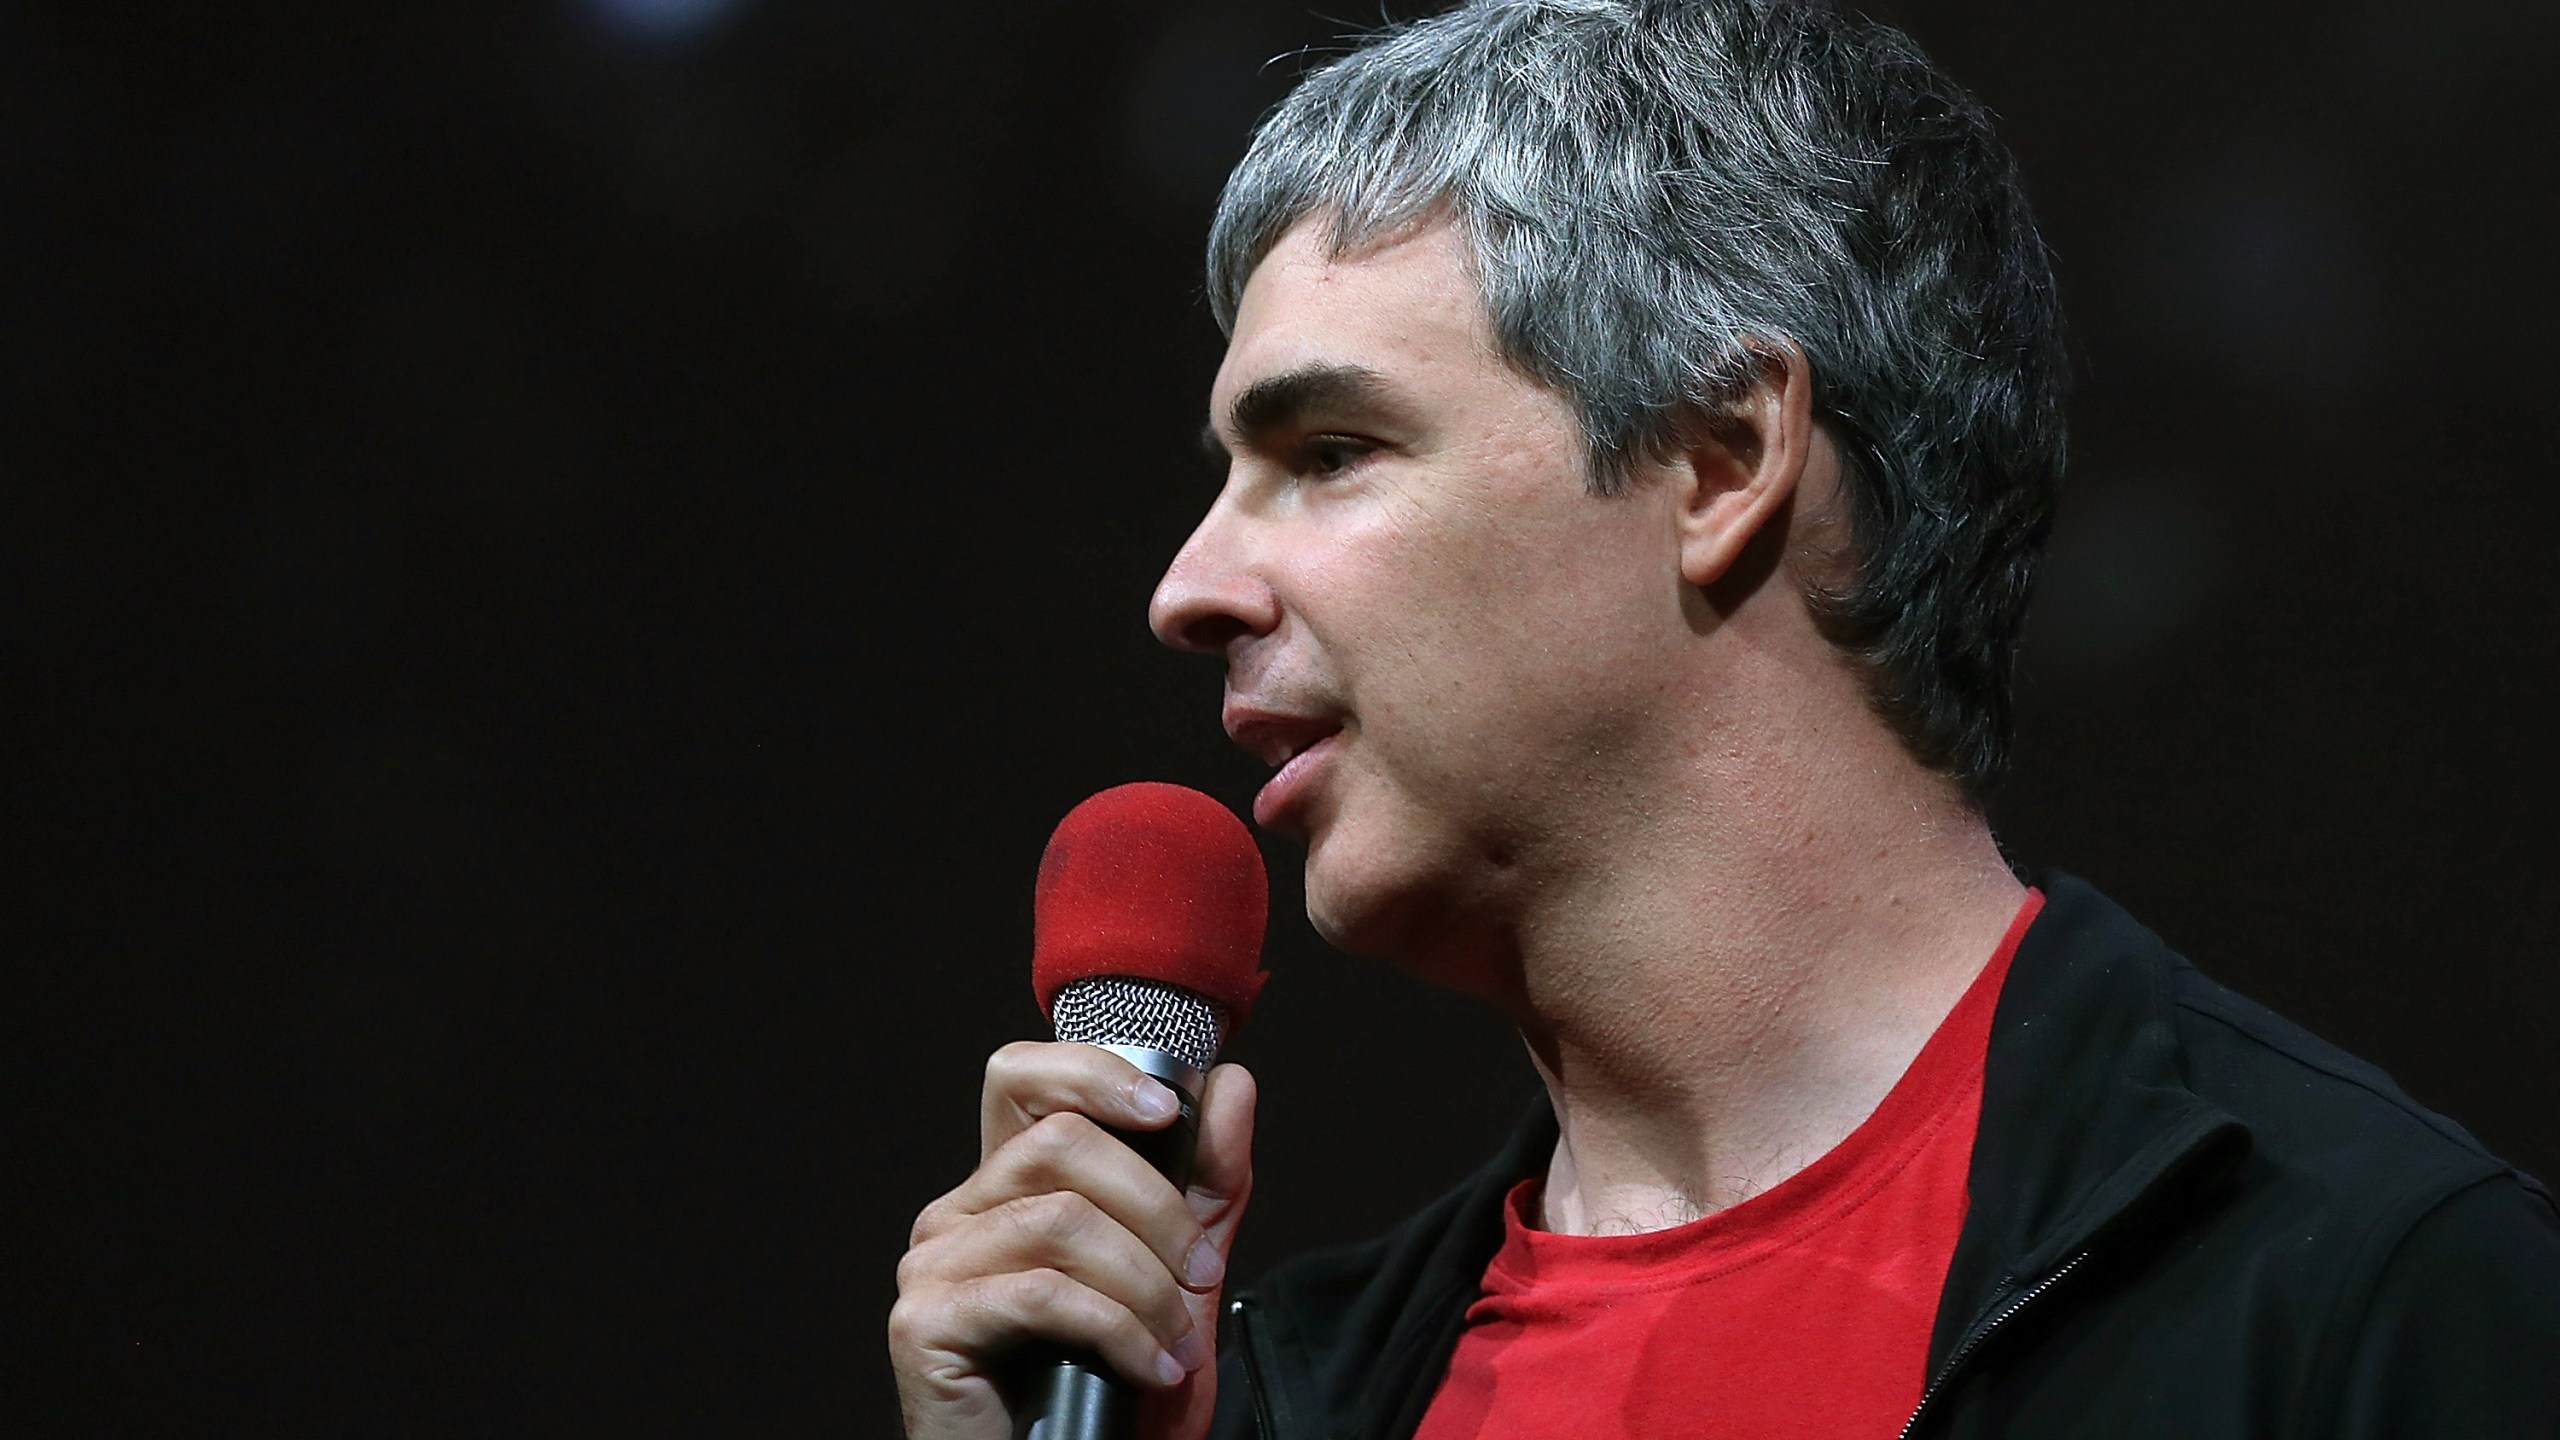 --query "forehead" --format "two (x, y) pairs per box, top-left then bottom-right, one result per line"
(1211, 216), (1502, 419)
